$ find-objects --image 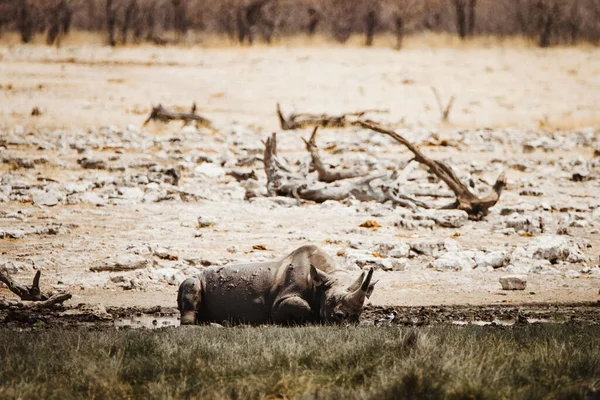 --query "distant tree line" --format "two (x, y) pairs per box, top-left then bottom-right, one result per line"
(0, 0), (599, 48)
